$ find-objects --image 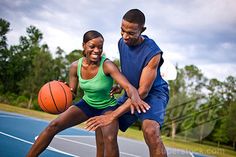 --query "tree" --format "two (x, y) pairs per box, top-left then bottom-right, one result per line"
(212, 119), (229, 147)
(164, 65), (189, 138)
(183, 65), (207, 97)
(226, 101), (236, 150)
(53, 47), (67, 81)
(16, 26), (54, 108)
(0, 18), (11, 93)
